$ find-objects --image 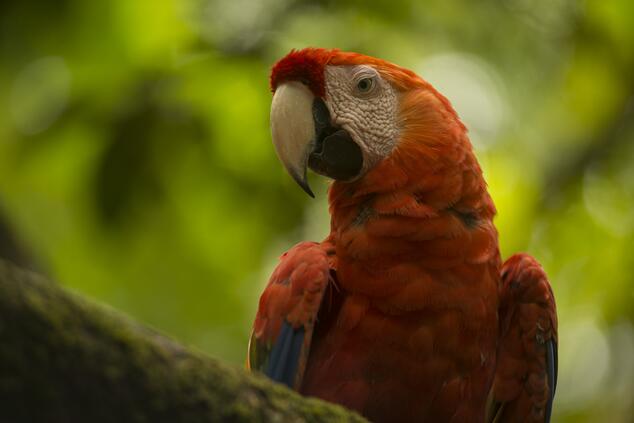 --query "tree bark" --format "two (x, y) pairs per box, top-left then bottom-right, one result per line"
(0, 259), (366, 423)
